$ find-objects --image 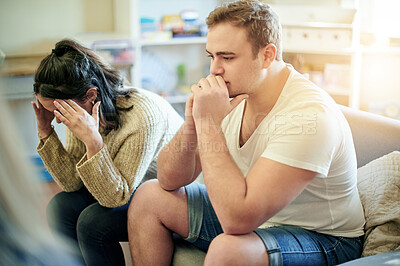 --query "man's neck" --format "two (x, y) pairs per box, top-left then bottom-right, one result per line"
(238, 61), (291, 147)
(246, 60), (290, 115)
